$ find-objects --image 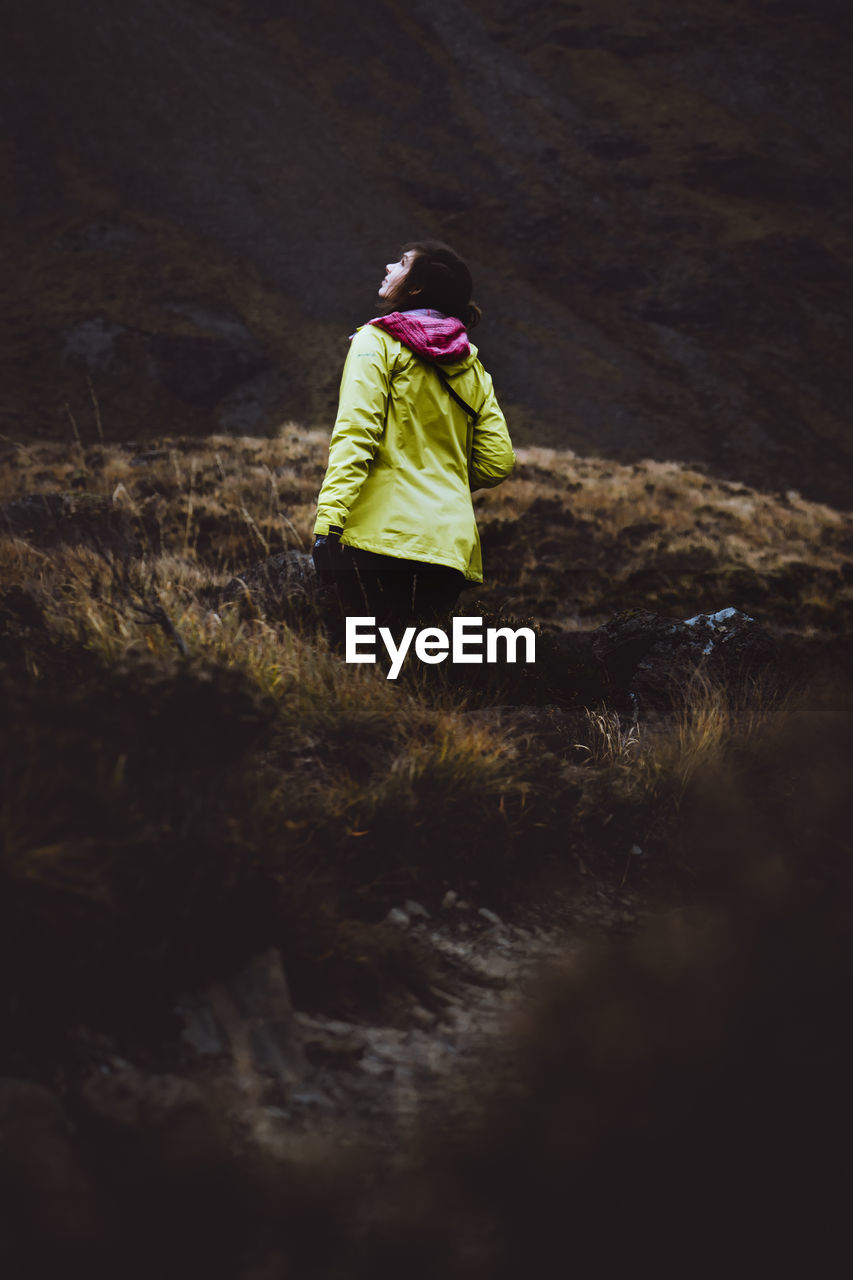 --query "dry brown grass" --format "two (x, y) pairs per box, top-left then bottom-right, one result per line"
(471, 444), (852, 629)
(573, 706), (642, 768)
(624, 666), (794, 811)
(0, 428), (328, 570)
(1, 425), (850, 1036)
(4, 432), (849, 578)
(2, 424), (848, 810)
